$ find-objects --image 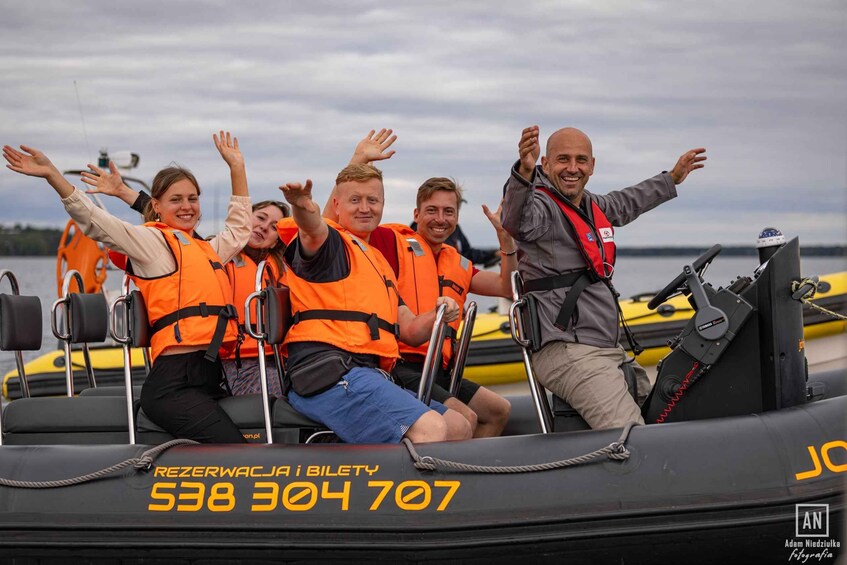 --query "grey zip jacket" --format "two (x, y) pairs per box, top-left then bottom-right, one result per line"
(502, 163), (677, 350)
